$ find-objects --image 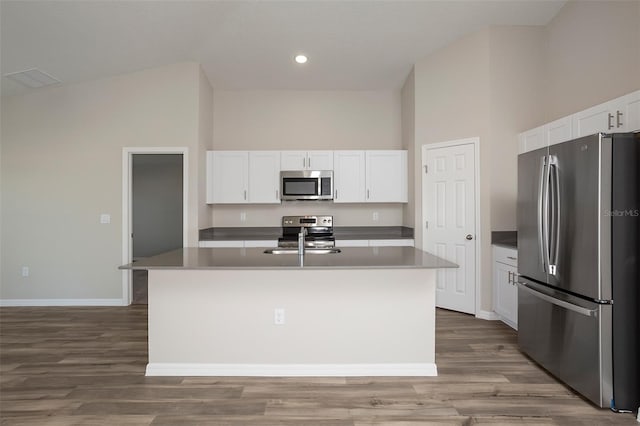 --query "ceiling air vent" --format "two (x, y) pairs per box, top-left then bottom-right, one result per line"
(4, 68), (60, 88)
